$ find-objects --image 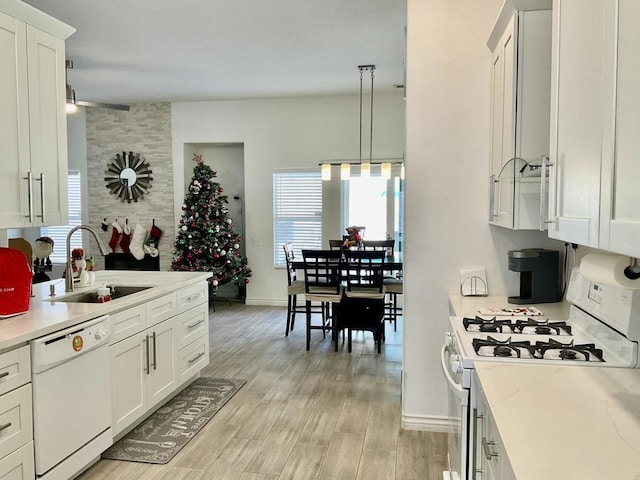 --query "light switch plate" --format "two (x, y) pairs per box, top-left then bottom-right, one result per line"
(459, 268), (488, 296)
